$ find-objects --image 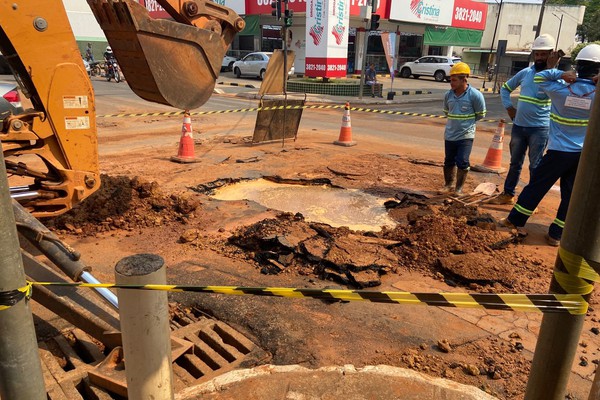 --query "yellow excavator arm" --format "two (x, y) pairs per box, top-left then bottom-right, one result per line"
(0, 0), (243, 217)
